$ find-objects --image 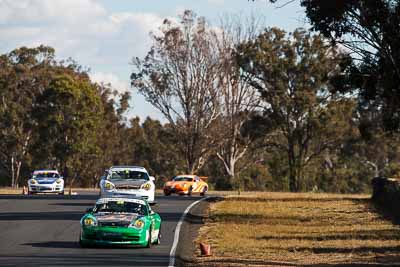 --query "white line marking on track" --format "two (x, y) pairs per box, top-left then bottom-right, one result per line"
(168, 197), (208, 267)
